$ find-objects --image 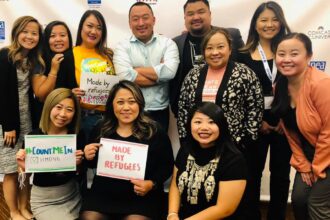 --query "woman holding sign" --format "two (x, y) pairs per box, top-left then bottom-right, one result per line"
(16, 88), (85, 220)
(168, 102), (247, 220)
(0, 15), (44, 220)
(71, 10), (116, 140)
(81, 80), (174, 220)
